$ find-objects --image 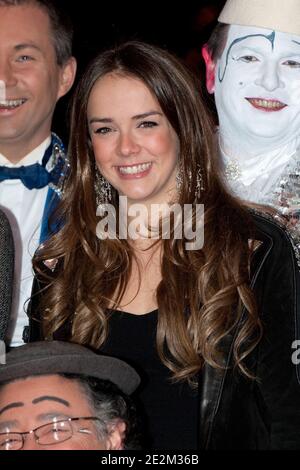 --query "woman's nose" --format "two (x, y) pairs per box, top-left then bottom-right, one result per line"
(117, 132), (141, 157)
